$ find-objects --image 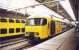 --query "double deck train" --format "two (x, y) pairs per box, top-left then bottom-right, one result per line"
(0, 17), (25, 41)
(0, 16), (73, 42)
